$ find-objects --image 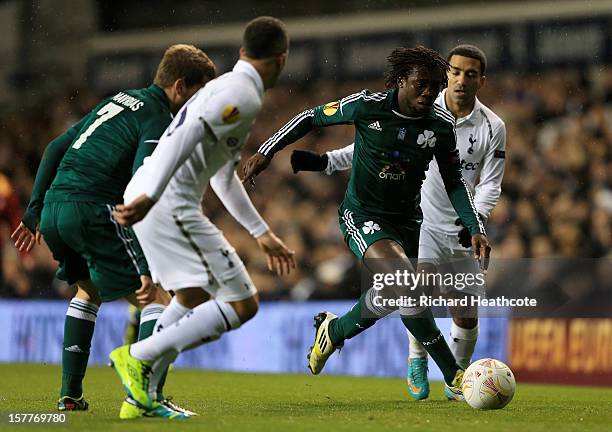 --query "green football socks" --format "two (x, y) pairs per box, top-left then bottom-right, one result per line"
(328, 290), (385, 346)
(138, 303), (165, 341)
(326, 288), (459, 385)
(401, 309), (459, 385)
(61, 298), (99, 398)
(137, 303), (166, 399)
